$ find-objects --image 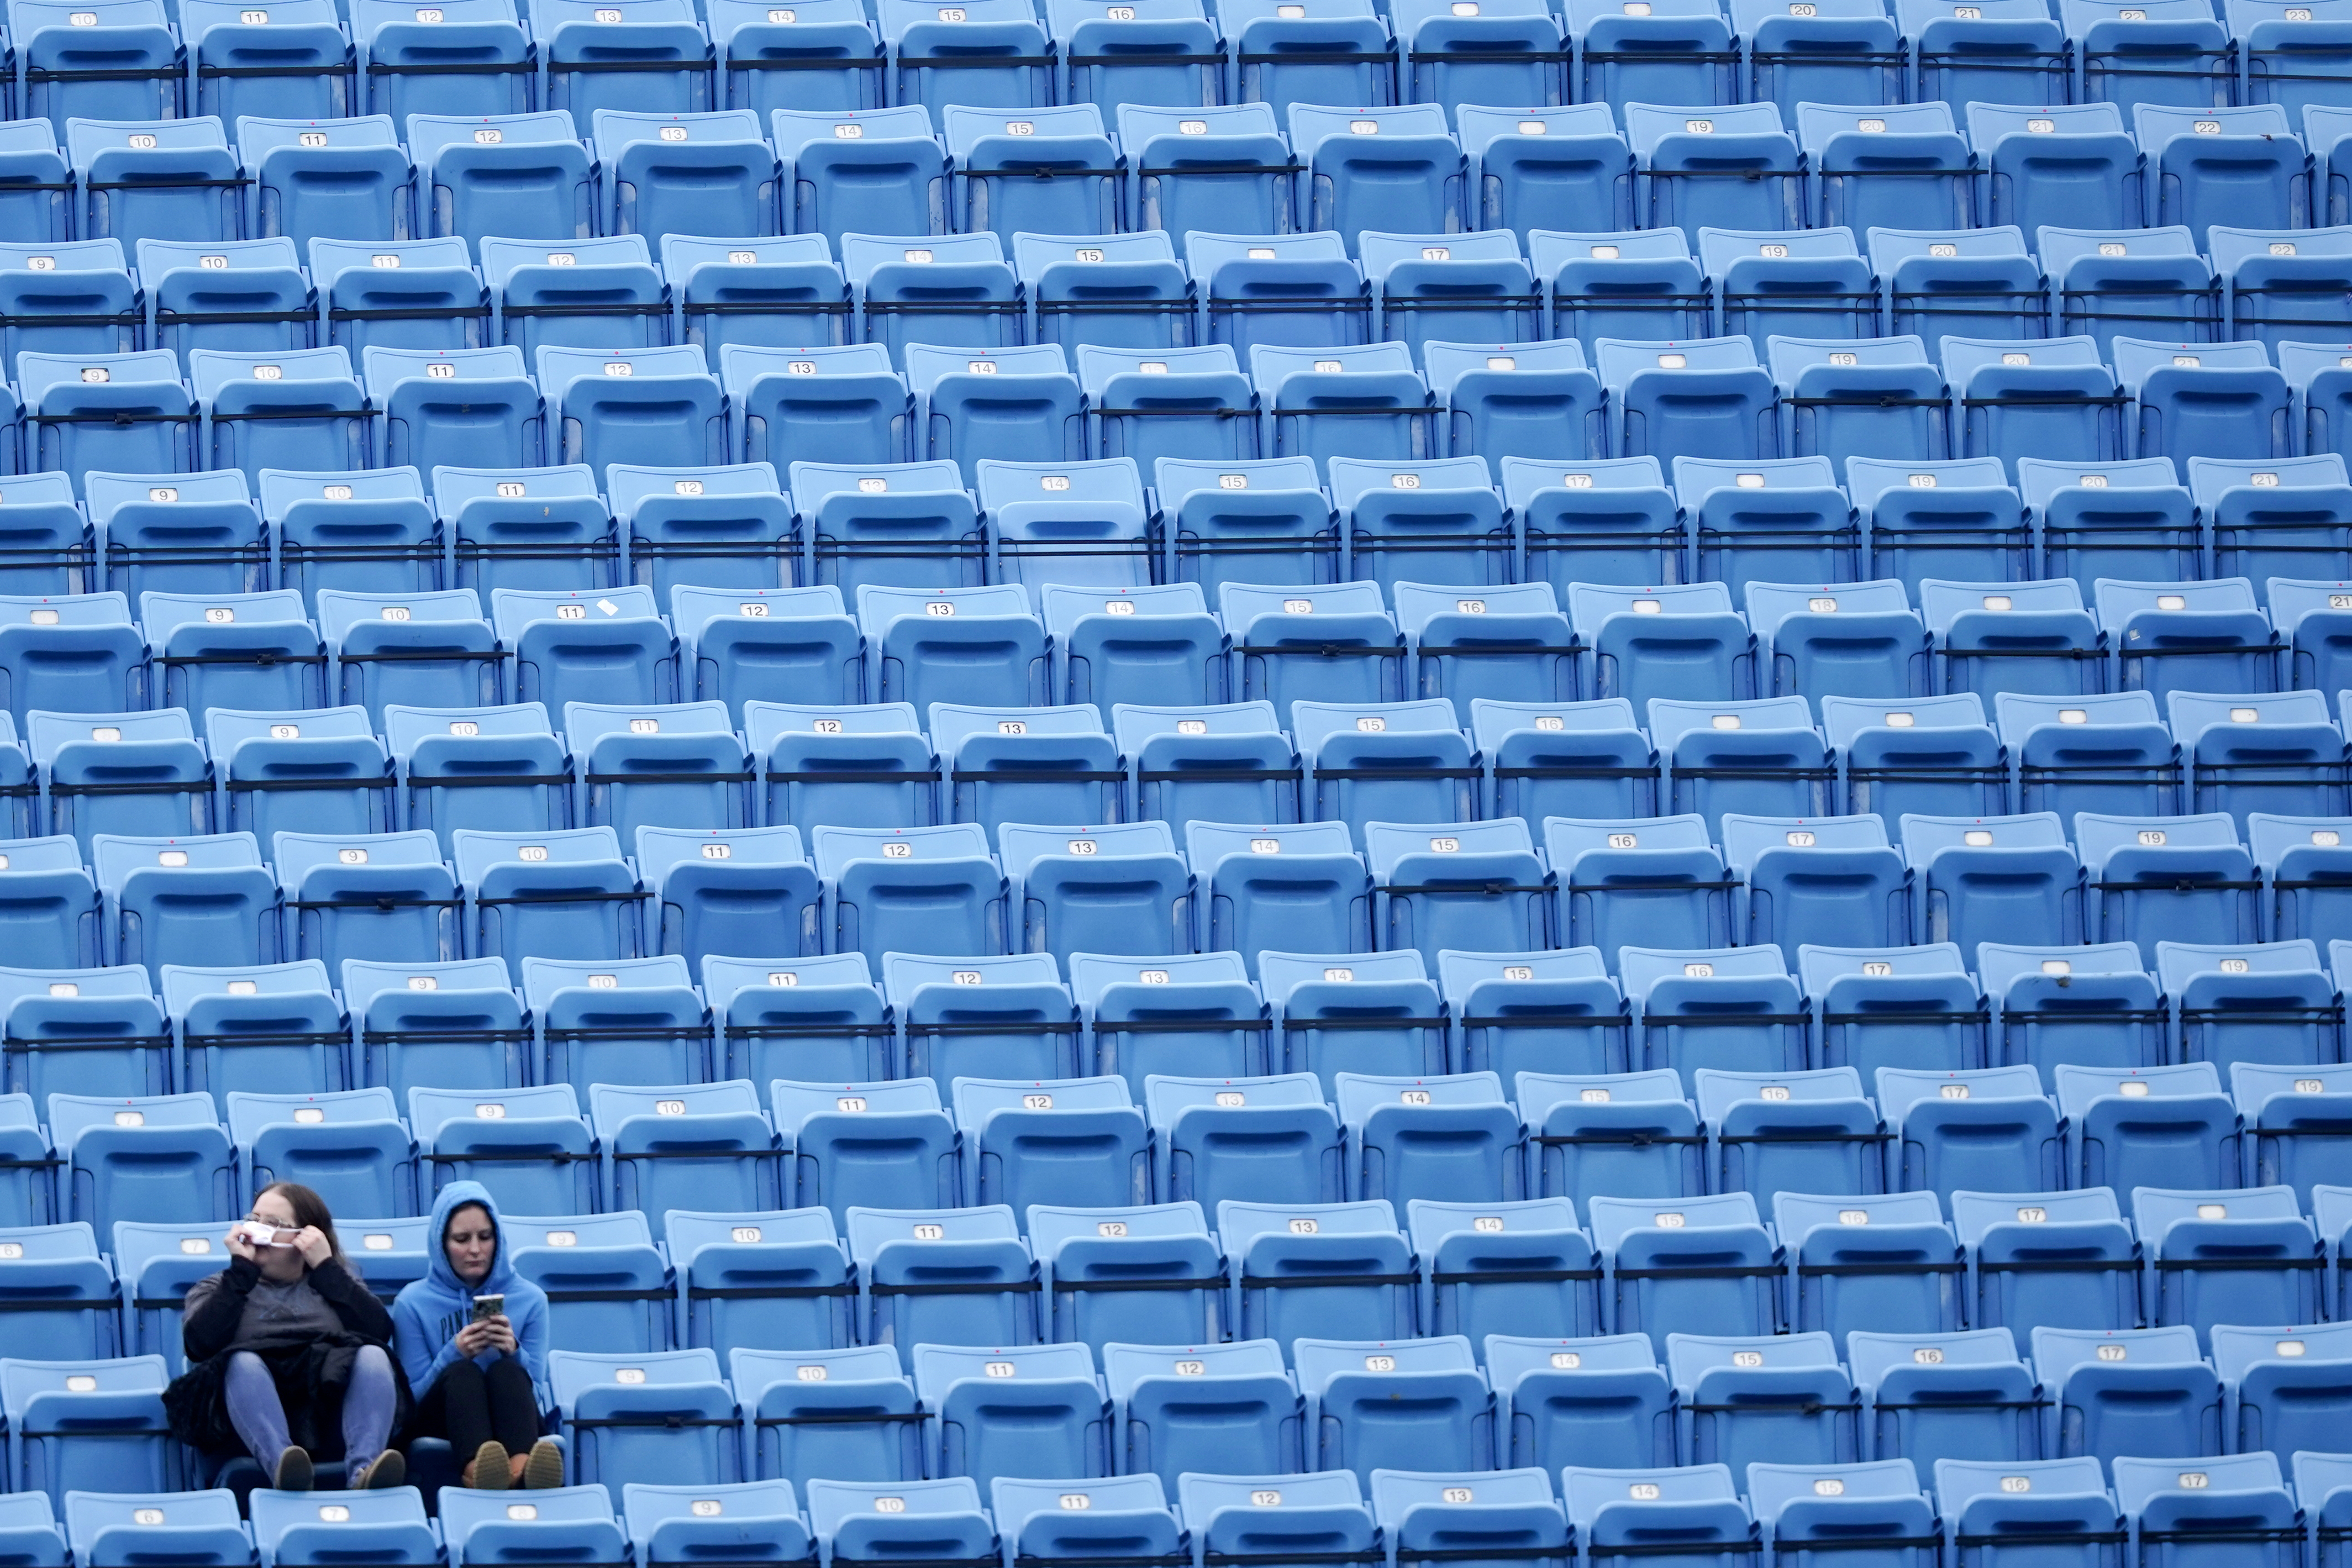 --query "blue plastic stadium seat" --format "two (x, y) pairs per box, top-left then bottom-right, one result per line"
(1438, 946), (1623, 1080)
(66, 118), (240, 255)
(1544, 813), (1731, 964)
(1292, 697), (1475, 838)
(2057, 1058), (2240, 1195)
(2034, 1322), (2222, 1464)
(638, 823), (817, 966)
(1071, 949), (1267, 1095)
(1745, 579), (1927, 702)
(592, 109), (776, 244)
(885, 951), (1079, 1094)
(666, 1208), (853, 1358)
(2133, 104), (2310, 252)
(0, 241), (139, 385)
(943, 105), (1118, 245)
(2172, 691), (2345, 833)
(1879, 1063), (2063, 1204)
(1670, 1330), (1861, 1474)
(1721, 811), (1909, 959)
(617, 1480), (811, 1568)
(346, 956), (528, 1102)
(1362, 817), (1545, 969)
(407, 112), (593, 252)
(1220, 580), (1404, 714)
(1701, 229), (1881, 364)
(566, 700), (748, 838)
(1219, 1197), (1416, 1352)
(2250, 811), (2352, 947)
(1329, 459), (1511, 593)
(788, 460), (976, 597)
(275, 830), (455, 978)
(1476, 694), (1656, 823)
(483, 235), (670, 364)
(1114, 106), (1293, 251)
(1483, 1333), (1672, 1472)
(741, 699), (930, 834)
(1017, 237), (1193, 359)
(1562, 1462), (1754, 1566)
(906, 346), (1087, 492)
(1334, 1069), (1519, 1205)
(591, 1080), (777, 1219)
(845, 1203), (1038, 1366)
(1589, 1190), (1778, 1349)
(732, 1346), (920, 1486)
(977, 457), (1151, 591)
(2193, 459), (2352, 593)
(1597, 335), (1780, 465)
(607, 464), (794, 602)
(1051, 0), (1222, 116)
(2075, 810), (2260, 964)
(94, 830), (281, 983)
(843, 233), (1023, 367)
(1844, 459), (2026, 604)
(523, 953), (704, 1093)
(29, 711), (206, 859)
(661, 236), (848, 367)
(2041, 227), (2220, 360)
(456, 827), (643, 983)
(856, 580), (1039, 714)
(1902, 812), (2084, 961)
(1744, 0), (1904, 114)
(2133, 1183), (2319, 1348)
(954, 1074), (1149, 1216)
(1456, 108), (1631, 248)
(262, 469), (442, 613)
(704, 951), (888, 1085)
(384, 702), (570, 856)
(878, 0), (1050, 116)
(2020, 461), (2201, 607)
(1625, 102), (1802, 245)
(1028, 1200), (1223, 1354)
(361, 350), (539, 481)
(1074, 346), (1255, 473)
(1423, 340), (1602, 467)
(1567, 581), (1753, 717)
(1696, 1064), (1885, 1208)
(1621, 942), (1808, 1088)
(1176, 818), (1362, 976)
(1996, 691), (2177, 823)
(2066, 0), (2233, 117)
(914, 1342), (1108, 1488)
(1943, 335), (2124, 482)
(811, 822), (1006, 968)
(1144, 1070), (1338, 1209)
(20, 354), (193, 498)
(772, 1077), (956, 1228)
(998, 822), (1190, 964)
(1157, 457), (1339, 597)
(2111, 336), (2292, 464)
(768, 107), (941, 251)
(1219, 0), (1394, 121)
(1650, 694), (1830, 830)
(1532, 229), (1709, 355)
(1295, 1334), (1493, 1481)
(51, 1090), (234, 1238)
(1408, 1196), (1598, 1343)
(493, 584), (675, 714)
(227, 1085), (410, 1218)
(507, 1209), (673, 1354)
(1935, 1456), (2124, 1568)
(1359, 235), (1540, 362)
(311, 239), (489, 366)
(1980, 940), (2162, 1092)
(1846, 1328), (2041, 1474)
(1967, 103), (2145, 249)
(208, 705), (392, 849)
(535, 345), (727, 477)
(439, 466), (618, 598)
(1776, 1192), (1959, 1350)
(1251, 342), (1434, 467)
(1188, 232), (1371, 360)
